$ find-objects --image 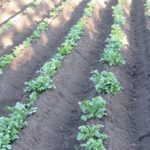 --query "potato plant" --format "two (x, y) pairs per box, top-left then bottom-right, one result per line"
(81, 139), (106, 150)
(106, 25), (125, 50)
(25, 75), (53, 93)
(77, 125), (107, 150)
(100, 7), (126, 66)
(79, 96), (107, 121)
(77, 125), (107, 141)
(90, 70), (122, 95)
(112, 4), (125, 25)
(50, 0), (68, 17)
(0, 55), (14, 74)
(0, 21), (12, 34)
(39, 53), (63, 77)
(58, 19), (85, 55)
(84, 2), (94, 17)
(0, 102), (36, 150)
(101, 48), (125, 66)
